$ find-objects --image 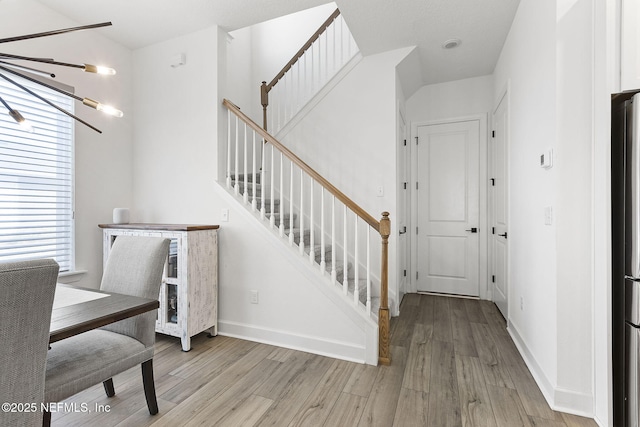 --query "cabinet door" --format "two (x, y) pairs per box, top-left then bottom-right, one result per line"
(622, 0), (640, 90)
